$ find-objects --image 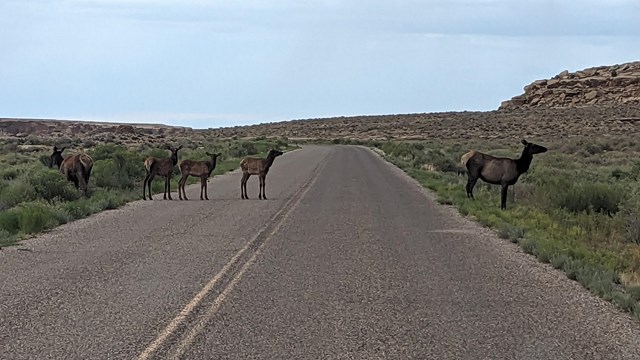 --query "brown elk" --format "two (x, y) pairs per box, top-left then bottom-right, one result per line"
(240, 149), (283, 200)
(143, 145), (183, 200)
(461, 139), (547, 210)
(177, 152), (222, 200)
(50, 146), (93, 196)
